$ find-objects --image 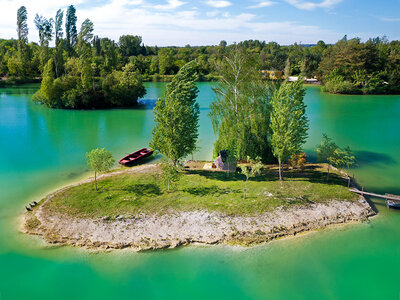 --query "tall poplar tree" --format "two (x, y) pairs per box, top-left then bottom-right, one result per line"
(54, 9), (64, 77)
(77, 18), (94, 59)
(34, 14), (53, 71)
(16, 6), (29, 75)
(270, 80), (309, 180)
(65, 5), (77, 55)
(54, 9), (63, 45)
(17, 6), (28, 56)
(150, 60), (200, 166)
